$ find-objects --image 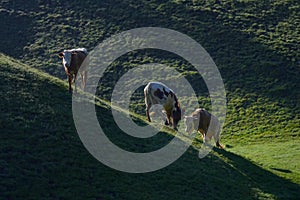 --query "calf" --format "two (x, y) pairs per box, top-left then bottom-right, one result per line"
(144, 82), (184, 130)
(58, 48), (88, 93)
(184, 108), (223, 148)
